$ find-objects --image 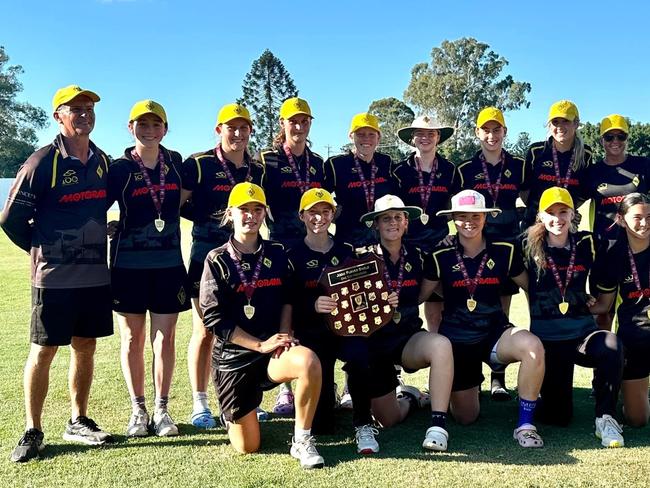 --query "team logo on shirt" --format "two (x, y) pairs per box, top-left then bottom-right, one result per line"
(216, 171), (227, 179)
(597, 183), (608, 192)
(263, 257), (272, 268)
(452, 264), (461, 271)
(331, 256), (339, 266)
(281, 166), (293, 173)
(624, 274), (634, 284)
(474, 173), (485, 180)
(134, 173), (144, 181)
(62, 169), (79, 186)
(504, 169), (512, 178)
(177, 287), (186, 304)
(405, 262), (412, 272)
(542, 160), (553, 168)
(633, 176), (640, 187)
(306, 259), (319, 268)
(96, 165), (104, 178)
(487, 259), (495, 269)
(241, 262), (251, 271)
(310, 166), (317, 175)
